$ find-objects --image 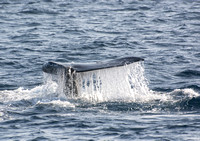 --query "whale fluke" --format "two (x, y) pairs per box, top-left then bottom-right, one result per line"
(42, 57), (144, 74)
(42, 57), (144, 97)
